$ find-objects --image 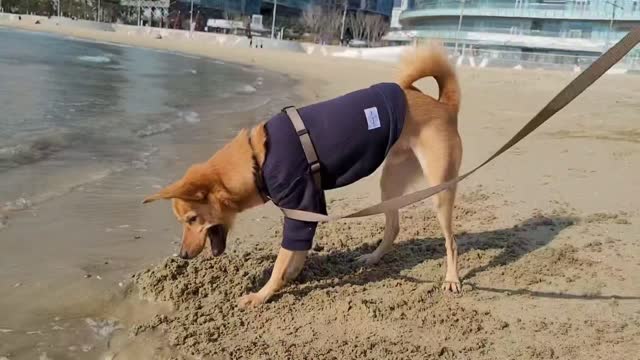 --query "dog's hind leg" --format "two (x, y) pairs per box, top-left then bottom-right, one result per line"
(357, 148), (421, 265)
(411, 126), (463, 293)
